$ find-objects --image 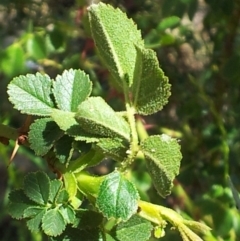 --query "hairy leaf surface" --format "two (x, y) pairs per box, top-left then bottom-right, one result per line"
(112, 215), (153, 241)
(28, 117), (63, 156)
(88, 3), (144, 87)
(132, 47), (171, 115)
(141, 135), (182, 197)
(96, 171), (139, 221)
(7, 73), (54, 116)
(53, 69), (92, 112)
(76, 97), (130, 140)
